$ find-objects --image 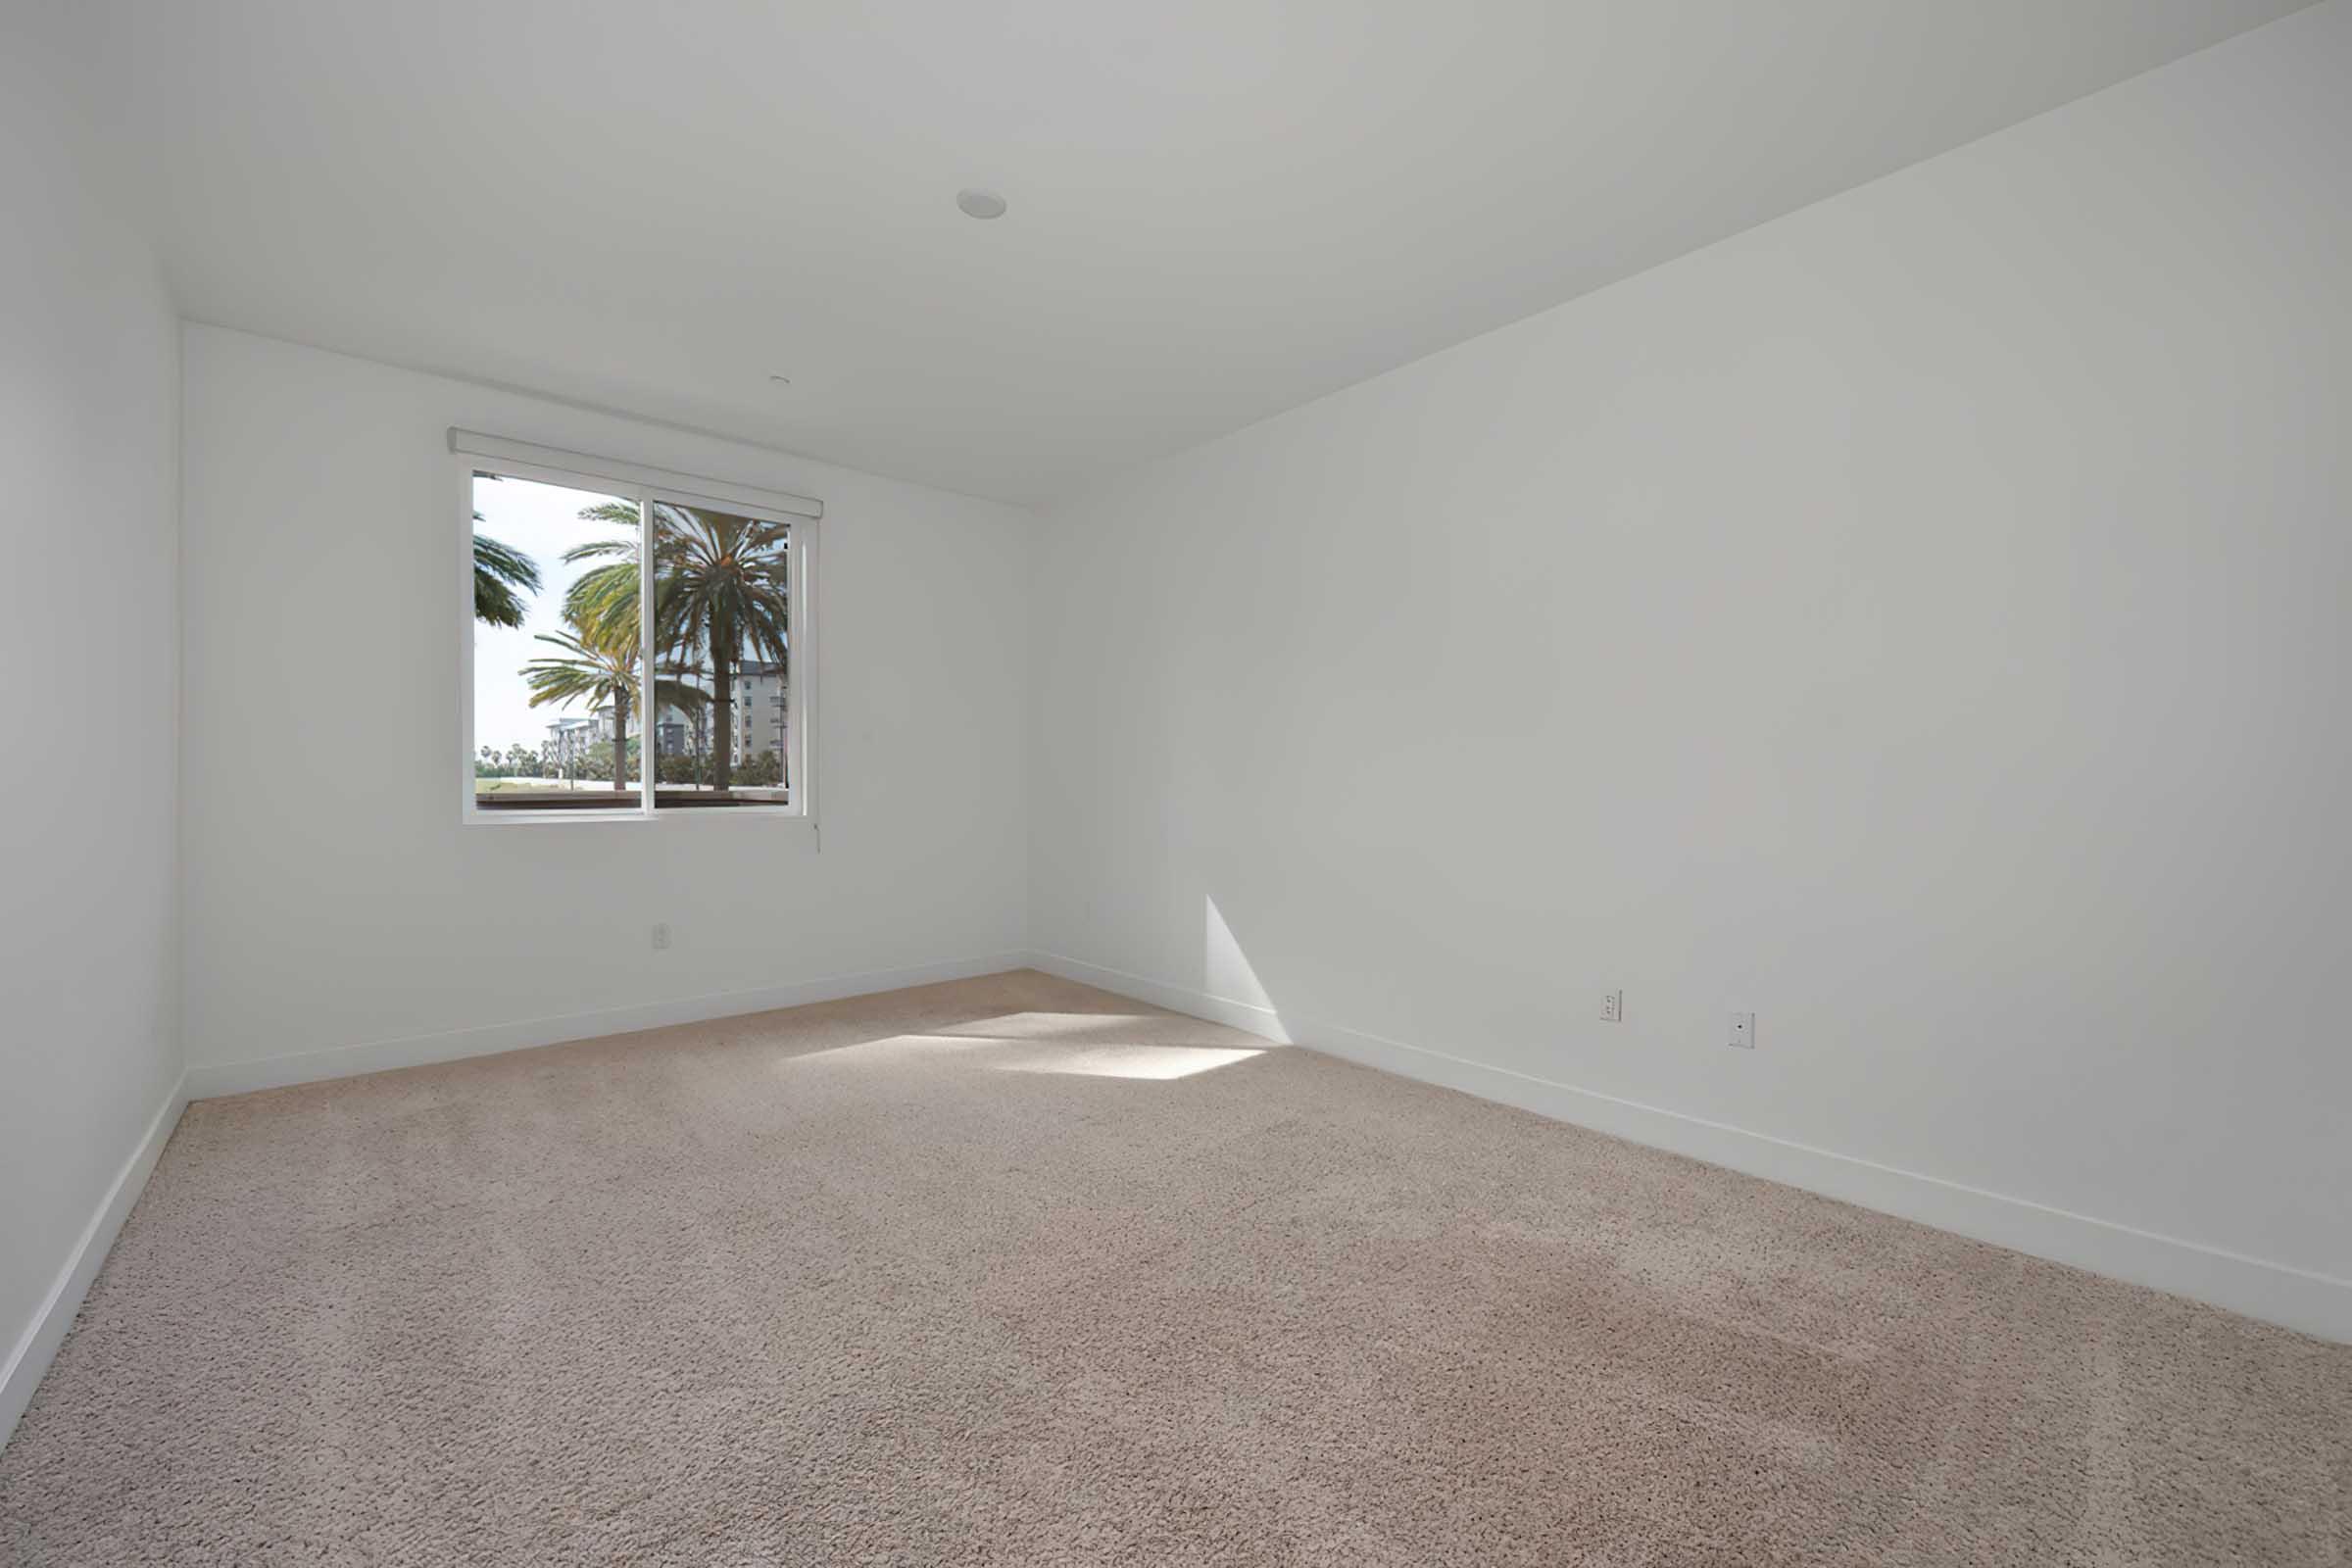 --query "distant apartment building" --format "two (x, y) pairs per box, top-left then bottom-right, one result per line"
(730, 659), (788, 767)
(541, 676), (780, 779)
(544, 714), (599, 768)
(548, 702), (728, 769)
